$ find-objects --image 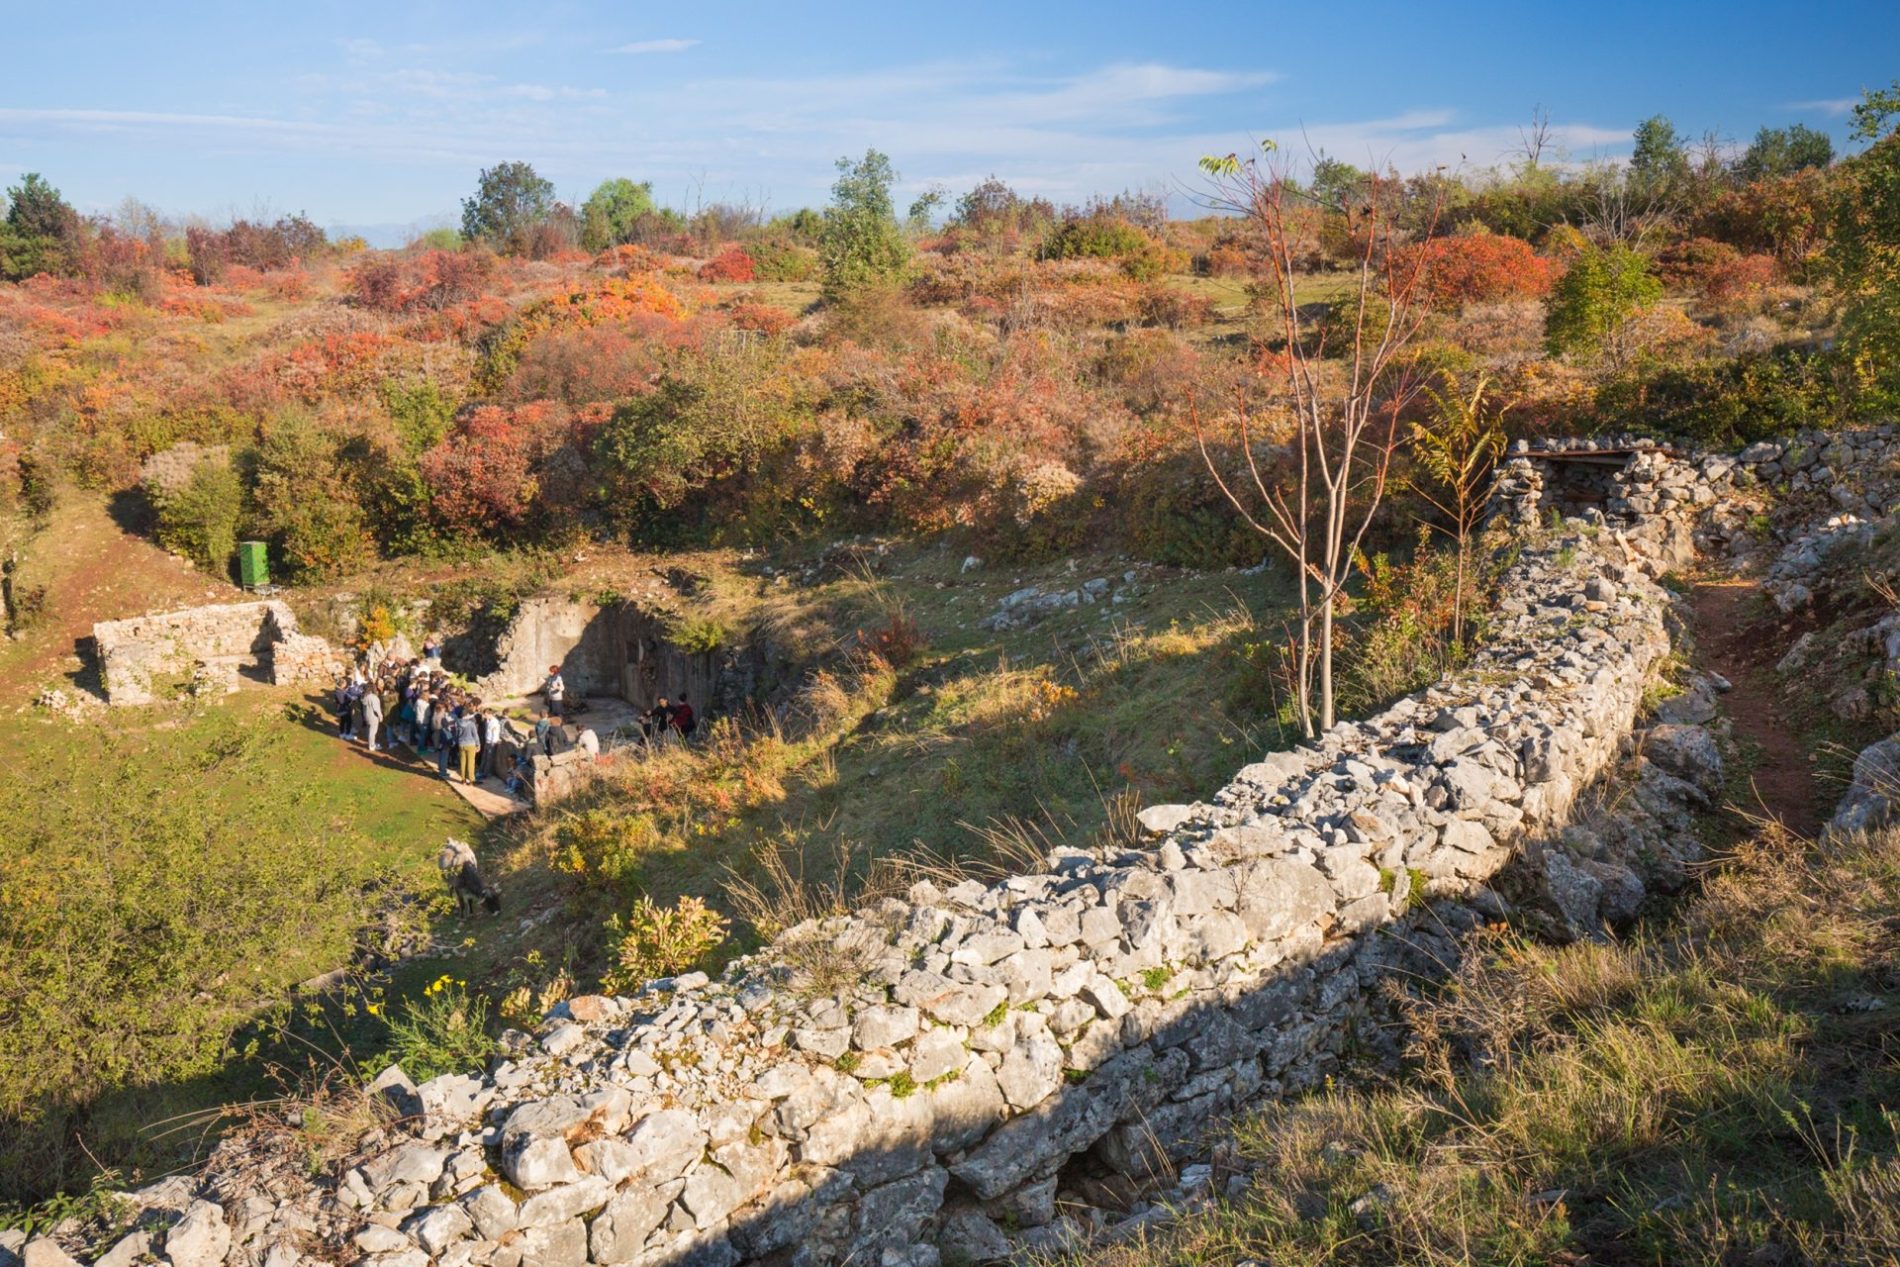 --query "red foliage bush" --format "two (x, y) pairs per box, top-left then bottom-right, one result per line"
(1656, 237), (1779, 308)
(724, 302), (795, 336)
(348, 250), (498, 313)
(1398, 231), (1555, 310)
(419, 401), (576, 537)
(696, 247), (756, 284)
